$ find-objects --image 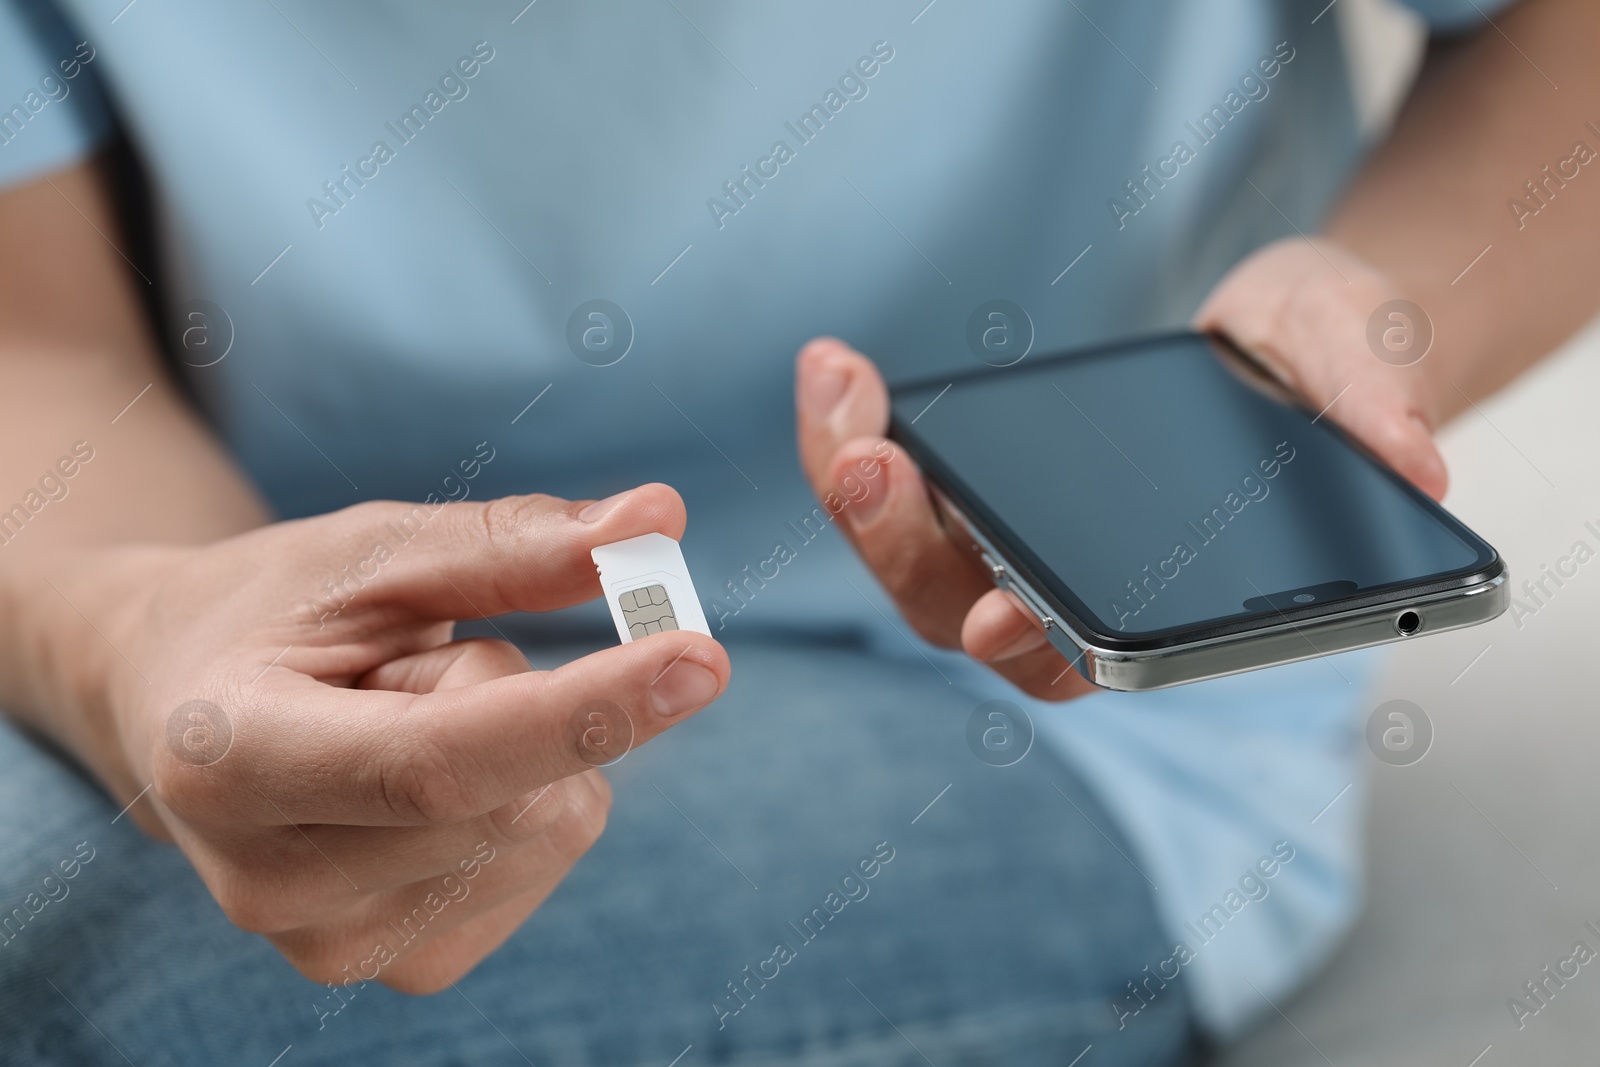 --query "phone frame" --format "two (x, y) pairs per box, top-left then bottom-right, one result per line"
(887, 330), (1508, 691)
